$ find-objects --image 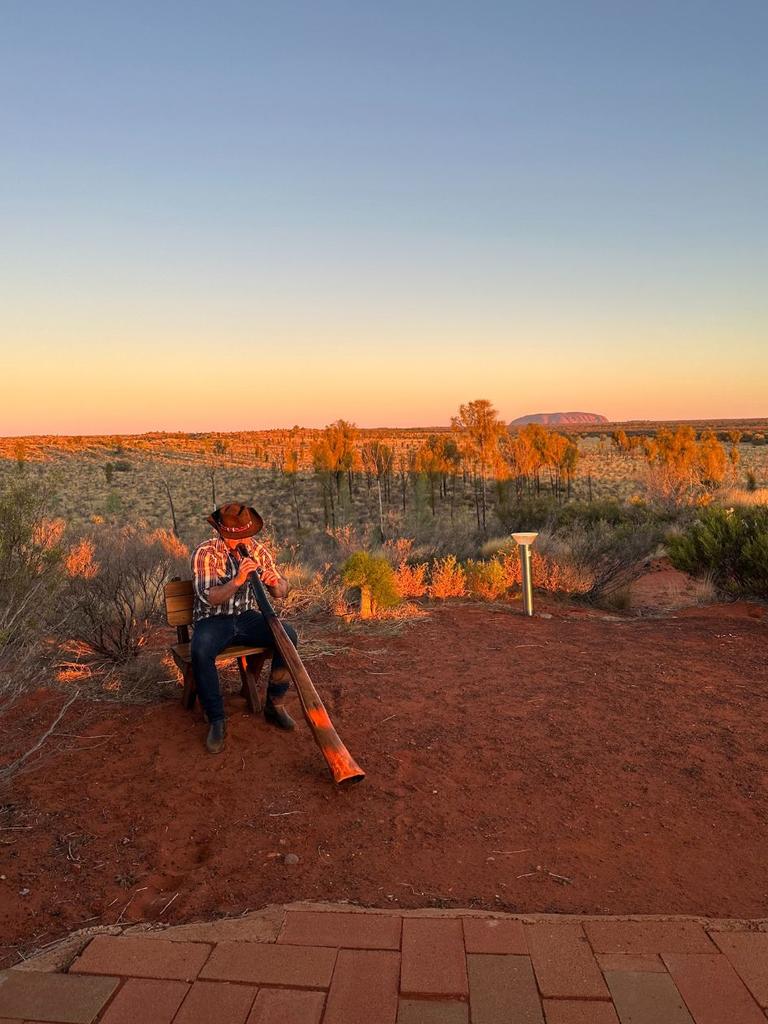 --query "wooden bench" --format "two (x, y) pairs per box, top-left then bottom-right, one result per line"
(164, 579), (272, 714)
